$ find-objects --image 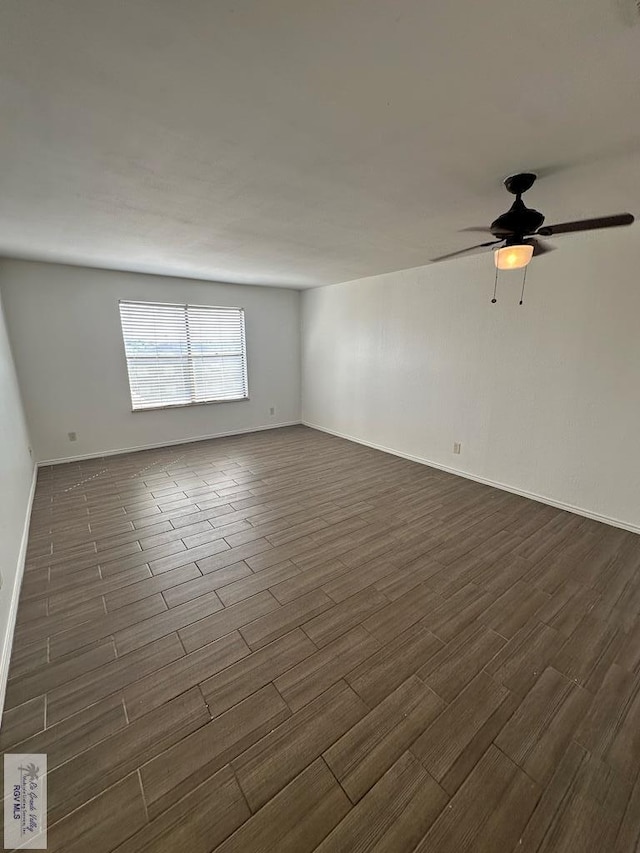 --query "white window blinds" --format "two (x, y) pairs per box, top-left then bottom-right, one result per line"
(119, 301), (248, 411)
